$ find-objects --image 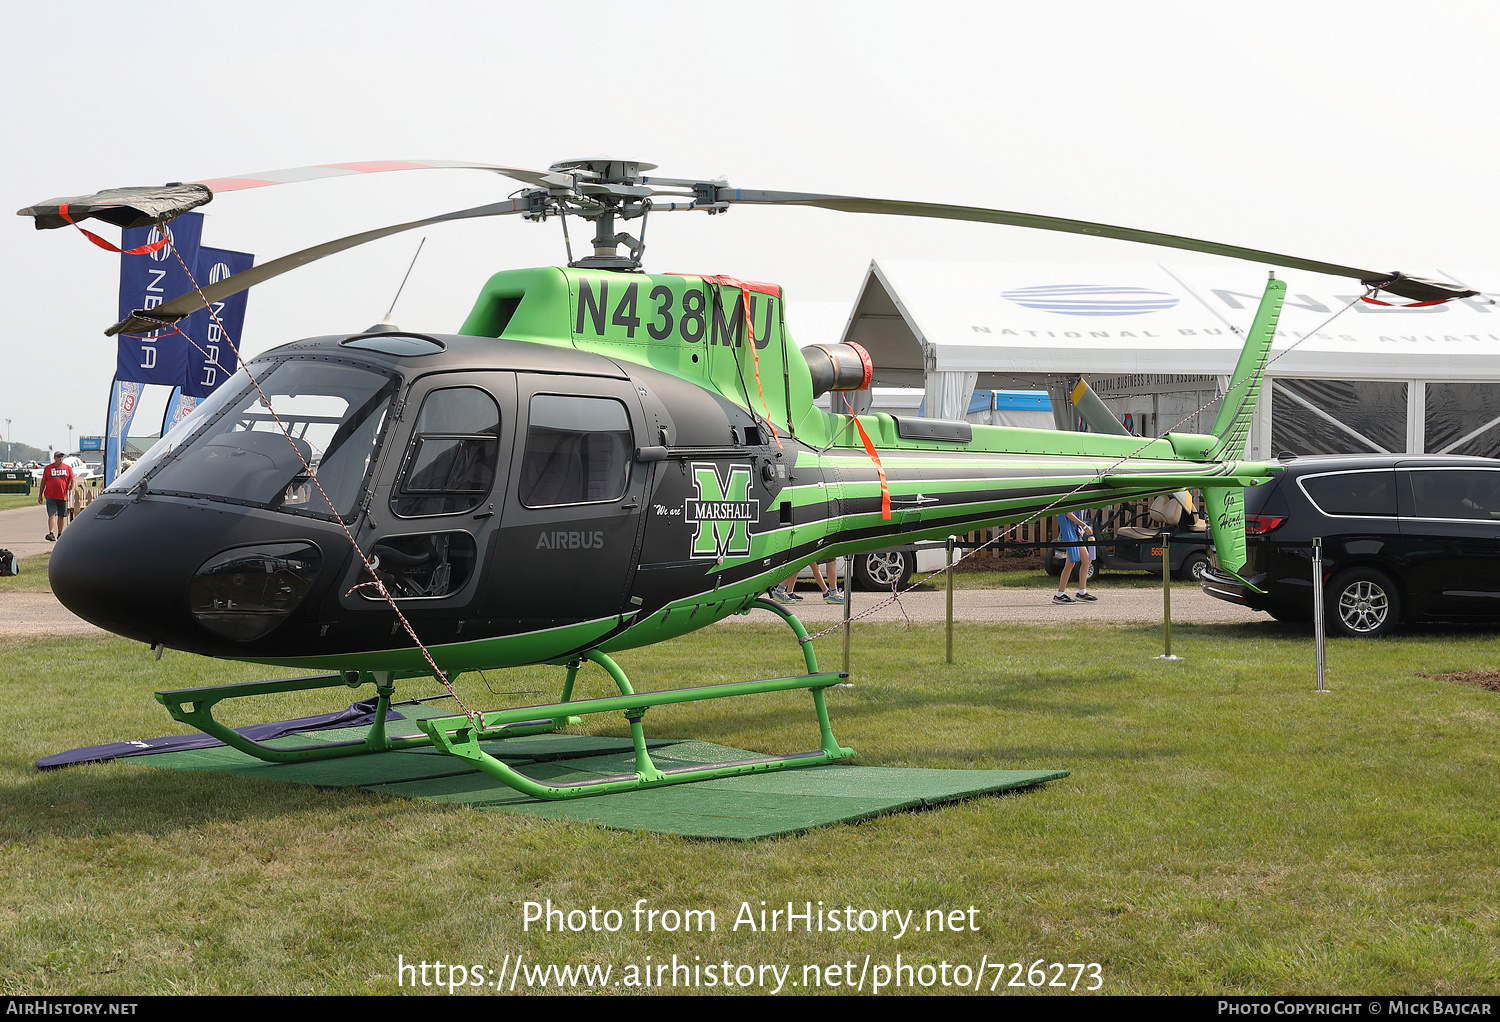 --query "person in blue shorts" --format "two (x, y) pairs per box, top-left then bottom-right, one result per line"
(1053, 510), (1096, 604)
(37, 451), (74, 543)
